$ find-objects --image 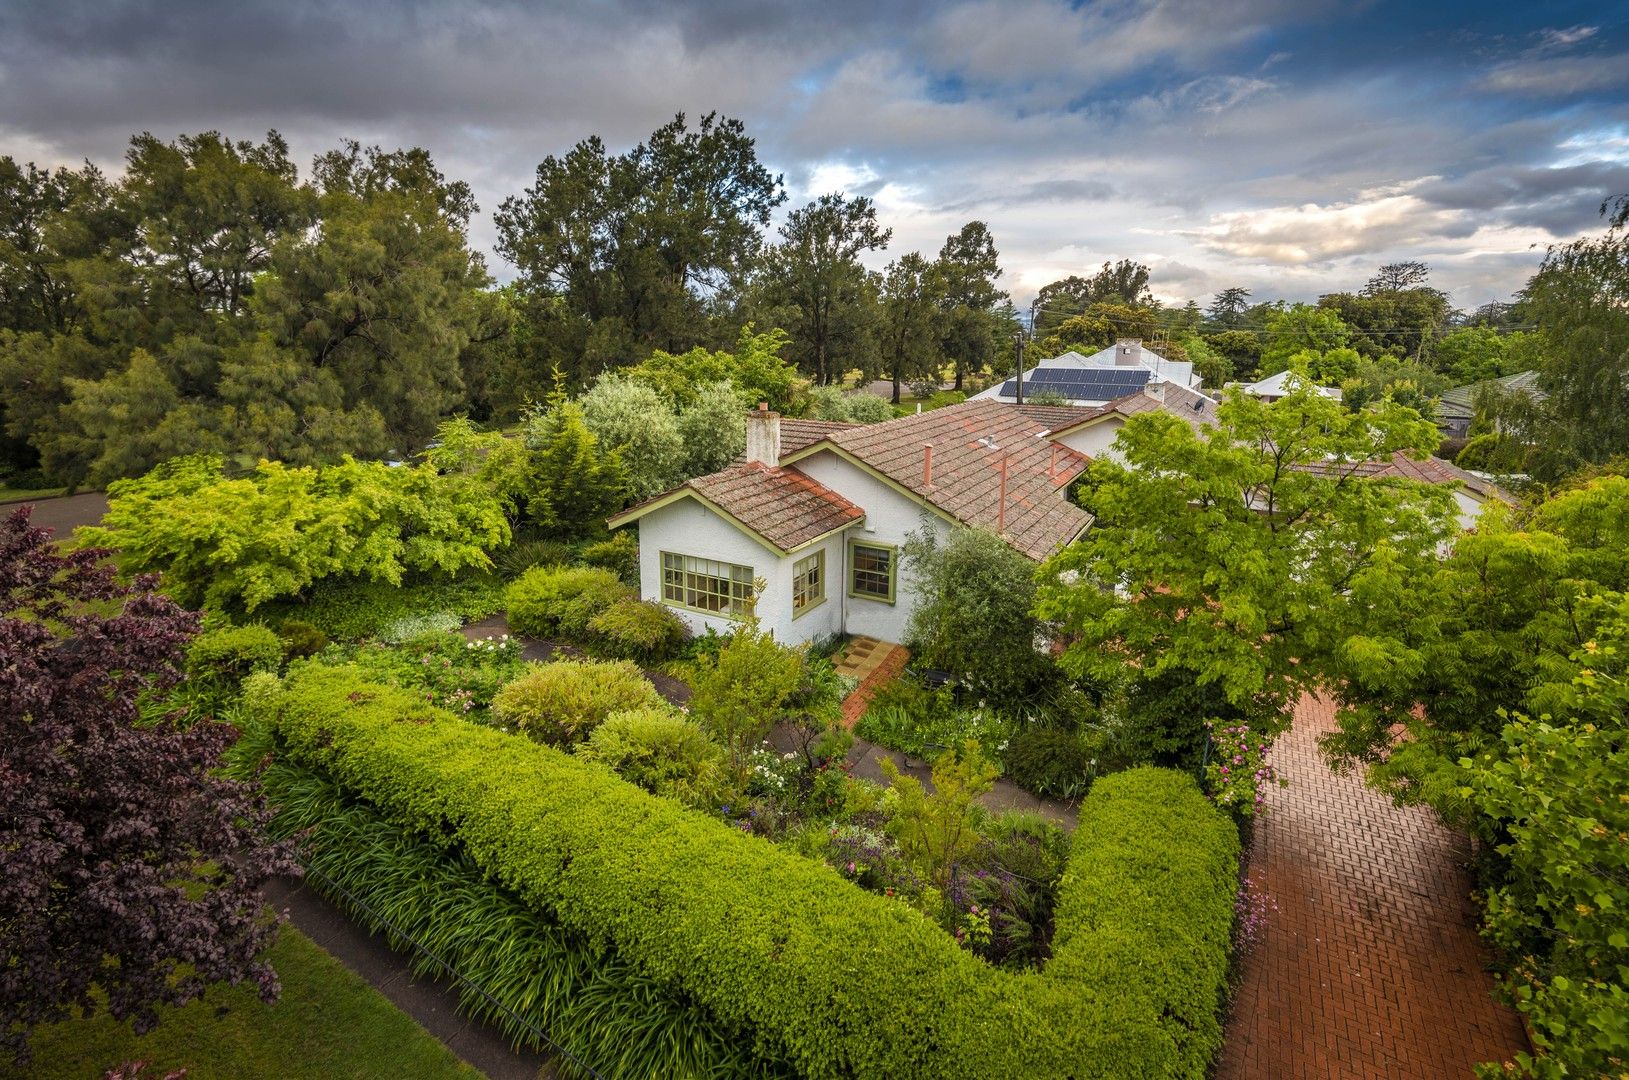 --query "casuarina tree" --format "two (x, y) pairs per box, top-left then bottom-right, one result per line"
(0, 507), (297, 1063)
